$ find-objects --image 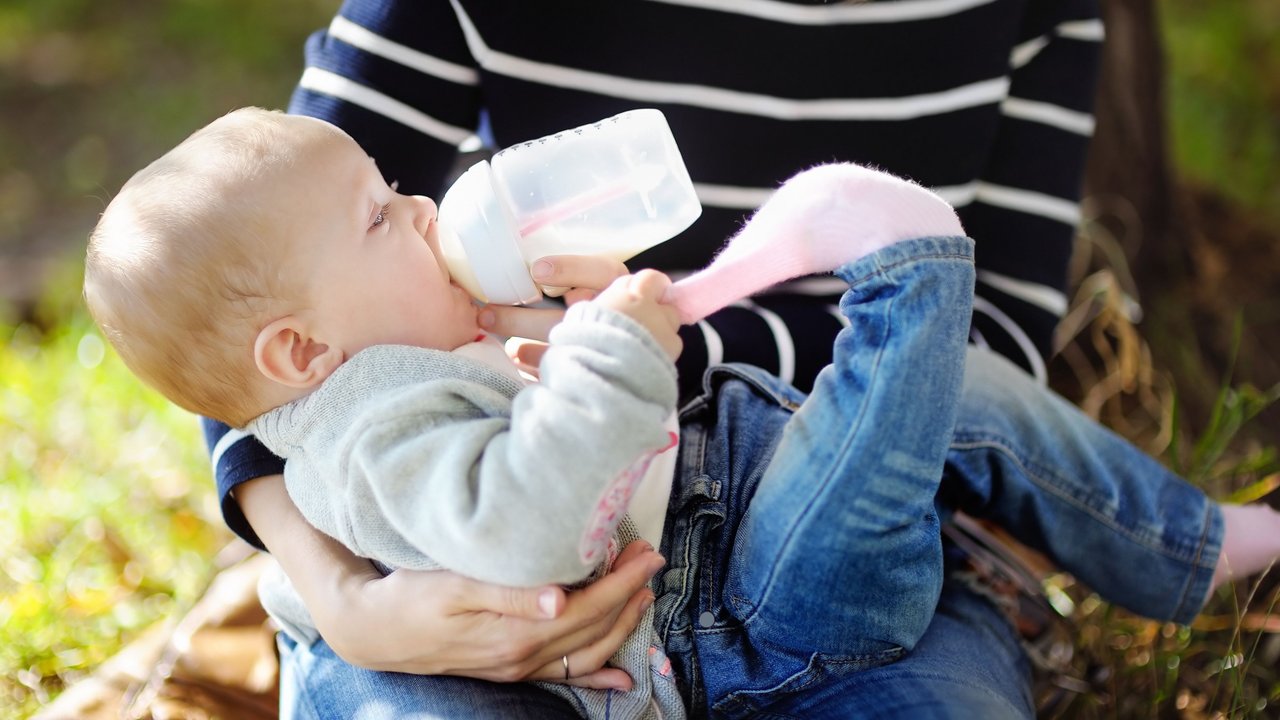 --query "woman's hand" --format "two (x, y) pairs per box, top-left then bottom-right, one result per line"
(345, 538), (663, 689)
(238, 474), (664, 689)
(479, 255), (628, 371)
